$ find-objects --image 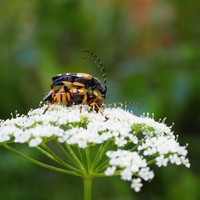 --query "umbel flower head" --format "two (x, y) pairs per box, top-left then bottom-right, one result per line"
(0, 104), (190, 192)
